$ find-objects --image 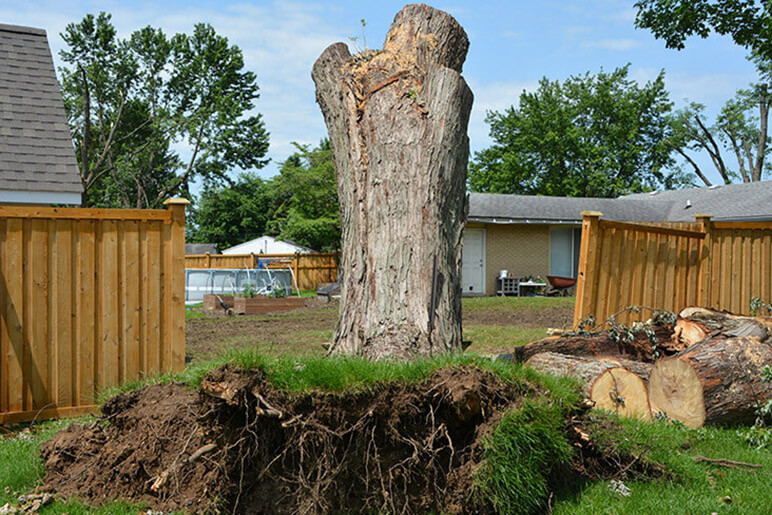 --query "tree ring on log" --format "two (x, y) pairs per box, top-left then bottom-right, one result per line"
(591, 368), (652, 421)
(649, 358), (706, 428)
